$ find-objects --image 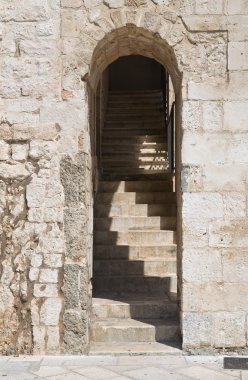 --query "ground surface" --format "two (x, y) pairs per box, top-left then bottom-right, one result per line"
(0, 355), (247, 379)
